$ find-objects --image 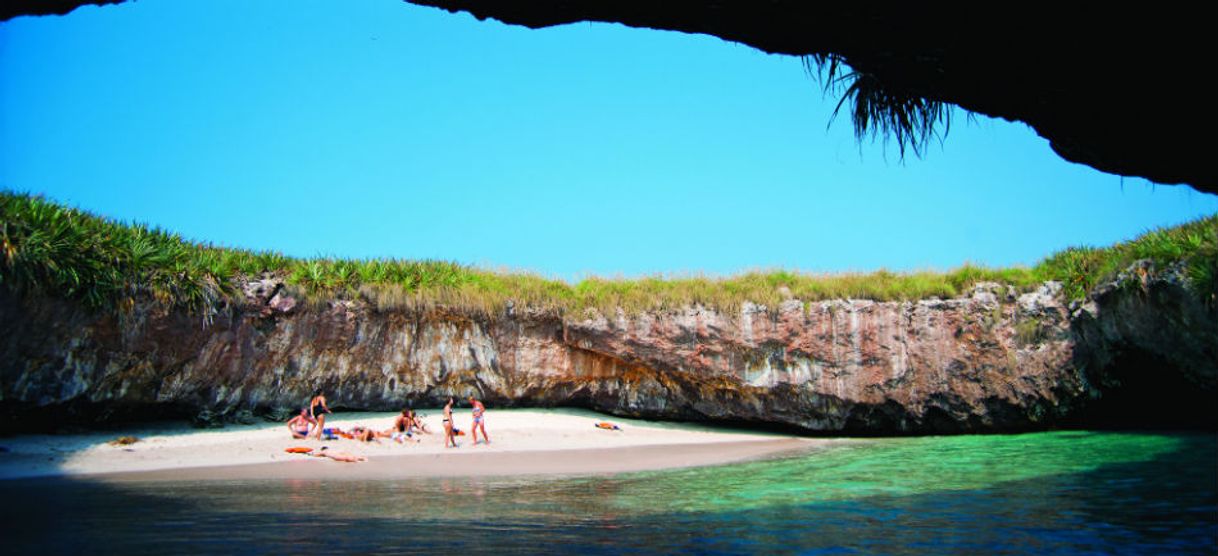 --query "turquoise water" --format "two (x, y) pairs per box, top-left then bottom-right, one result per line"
(3, 431), (1215, 554)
